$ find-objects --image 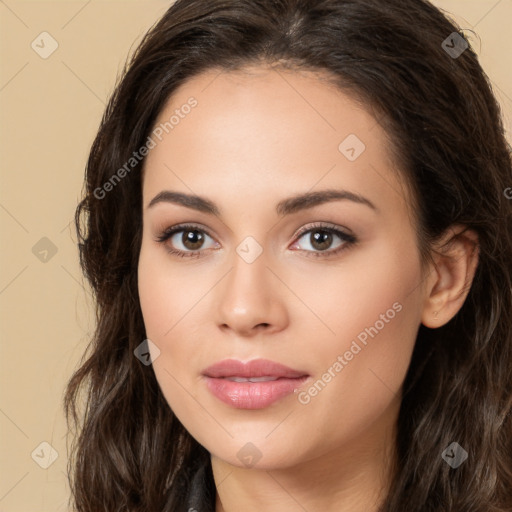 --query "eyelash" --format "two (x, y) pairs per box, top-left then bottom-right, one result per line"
(155, 222), (357, 260)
